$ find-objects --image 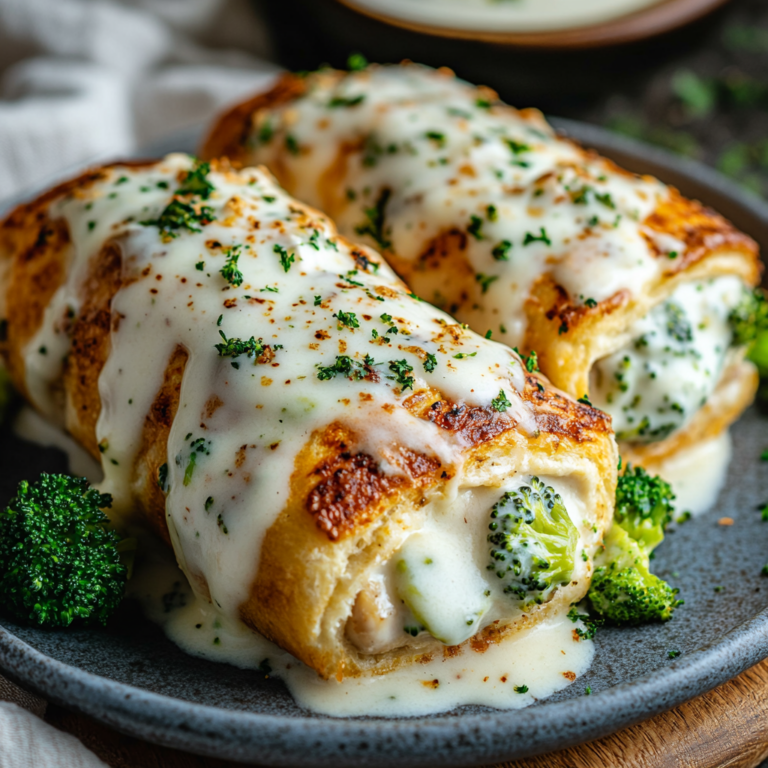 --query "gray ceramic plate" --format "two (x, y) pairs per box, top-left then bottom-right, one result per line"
(0, 121), (767, 767)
